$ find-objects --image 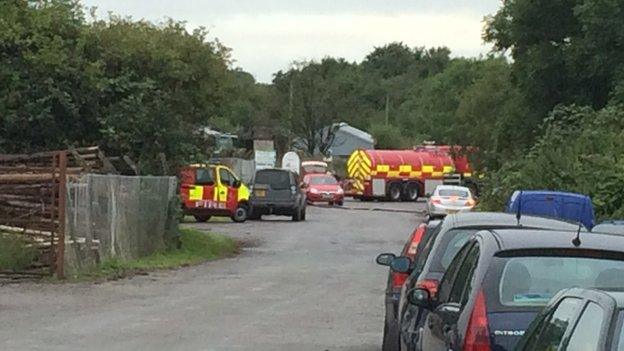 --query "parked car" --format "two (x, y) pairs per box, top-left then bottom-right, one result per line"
(249, 168), (307, 221)
(408, 228), (624, 351)
(427, 185), (475, 218)
(516, 288), (624, 351)
(391, 212), (582, 351)
(303, 173), (344, 206)
(179, 164), (250, 222)
(593, 220), (624, 235)
(505, 190), (595, 229)
(376, 219), (442, 351)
